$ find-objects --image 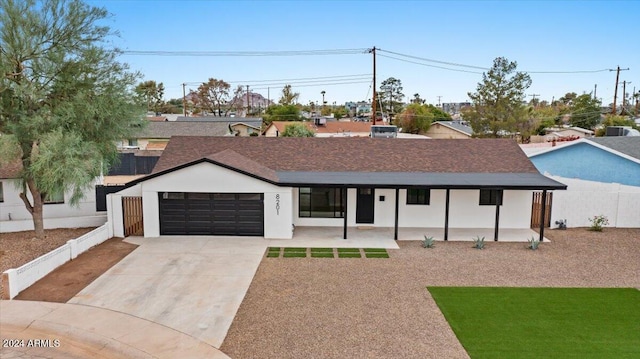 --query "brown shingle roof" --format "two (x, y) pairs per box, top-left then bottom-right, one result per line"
(0, 160), (22, 179)
(153, 137), (538, 174)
